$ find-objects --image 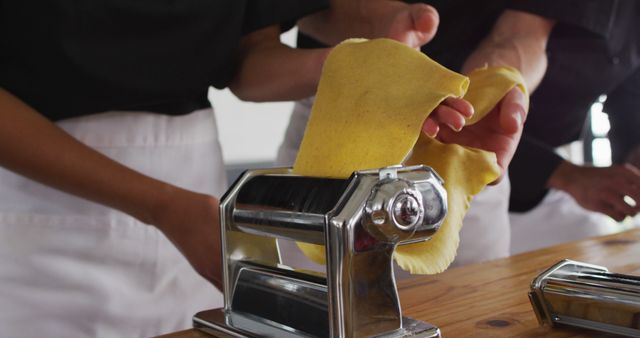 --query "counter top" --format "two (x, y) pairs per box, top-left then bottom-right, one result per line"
(159, 227), (640, 338)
